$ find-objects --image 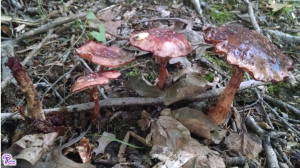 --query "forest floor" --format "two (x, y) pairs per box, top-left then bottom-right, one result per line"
(1, 0), (300, 167)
